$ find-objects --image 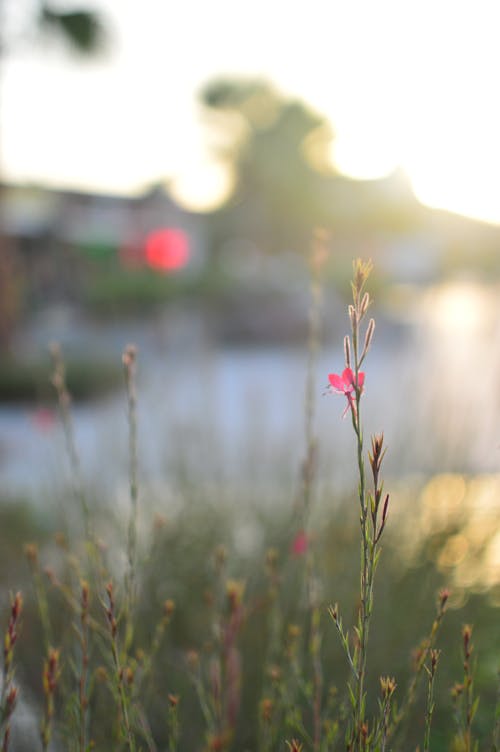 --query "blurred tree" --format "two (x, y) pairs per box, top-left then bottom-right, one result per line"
(0, 1), (105, 56)
(38, 3), (104, 53)
(0, 0), (106, 352)
(202, 78), (335, 255)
